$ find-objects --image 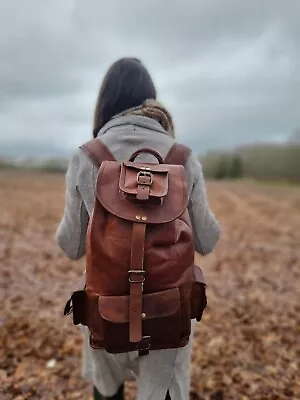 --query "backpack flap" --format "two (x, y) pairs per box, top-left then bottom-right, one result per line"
(119, 162), (169, 203)
(97, 161), (188, 224)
